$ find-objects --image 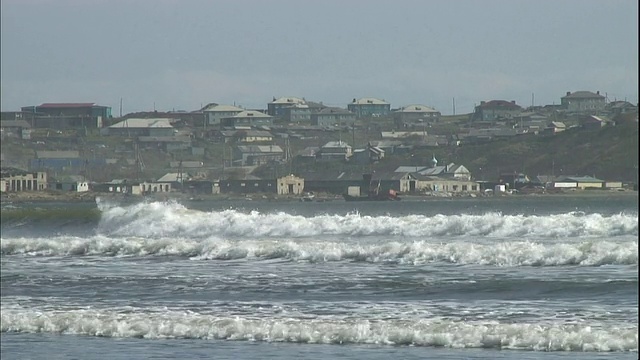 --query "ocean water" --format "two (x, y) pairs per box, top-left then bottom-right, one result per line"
(1, 195), (637, 359)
